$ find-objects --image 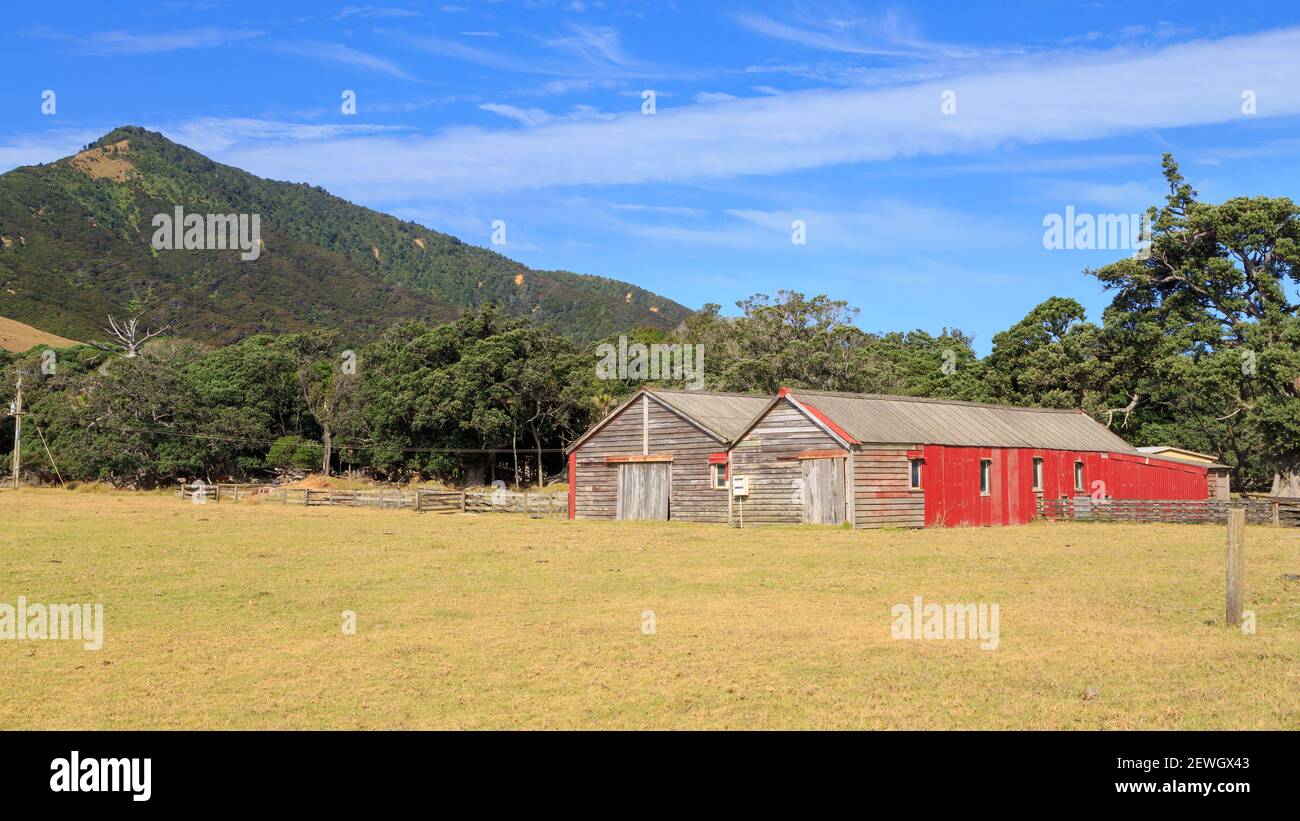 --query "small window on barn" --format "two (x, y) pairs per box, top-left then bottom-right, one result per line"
(909, 459), (923, 490)
(980, 459), (992, 496)
(1032, 457), (1044, 491)
(1074, 461), (1084, 492)
(711, 462), (728, 490)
